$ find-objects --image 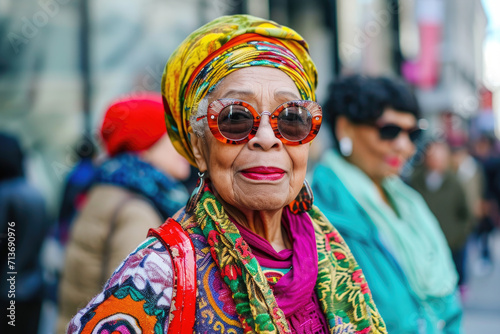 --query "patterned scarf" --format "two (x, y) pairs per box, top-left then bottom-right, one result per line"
(94, 153), (188, 219)
(162, 15), (318, 167)
(193, 185), (387, 333)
